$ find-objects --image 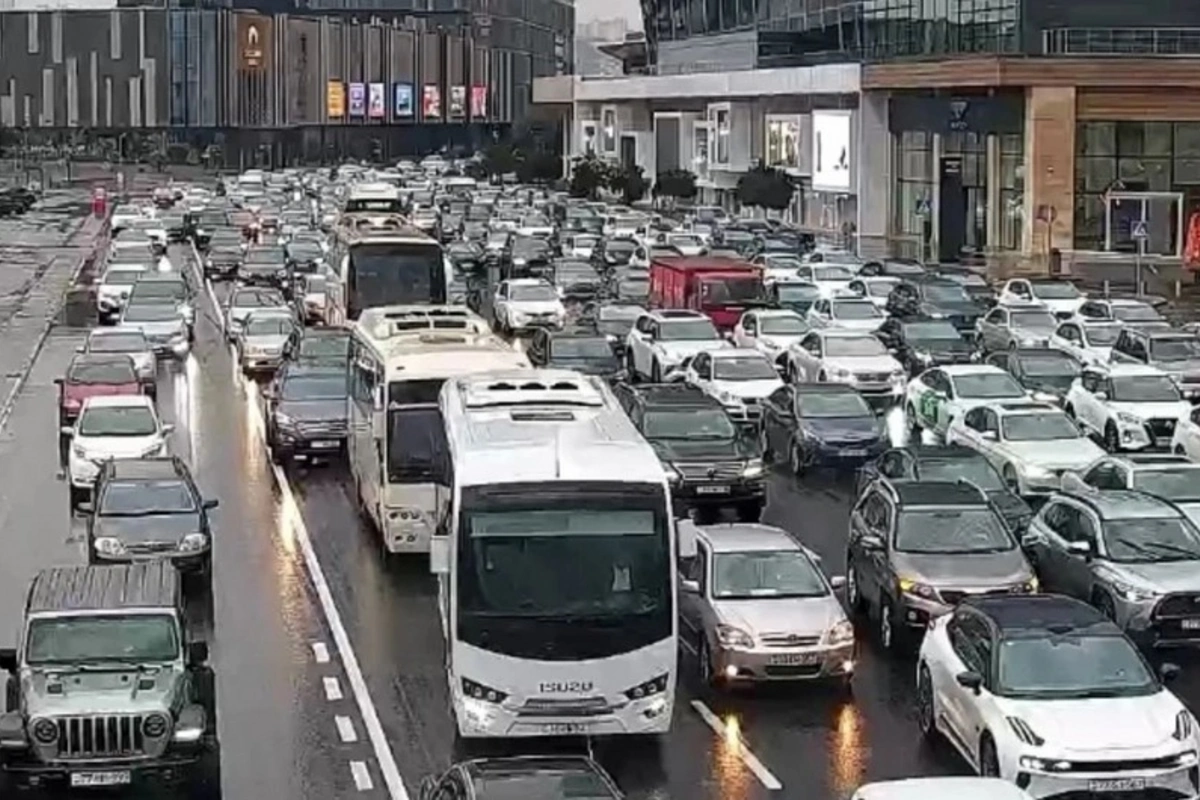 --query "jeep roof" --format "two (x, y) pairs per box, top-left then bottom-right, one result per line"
(881, 480), (988, 508)
(625, 383), (721, 409)
(27, 563), (179, 615)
